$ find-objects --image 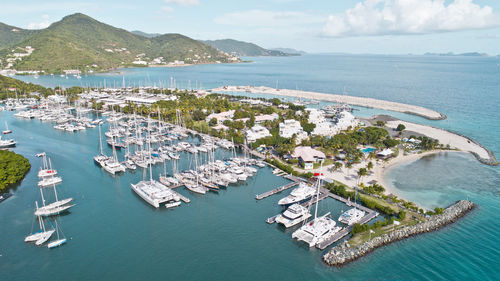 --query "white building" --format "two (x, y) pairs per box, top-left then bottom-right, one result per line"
(205, 110), (235, 124)
(245, 125), (271, 143)
(334, 111), (358, 131)
(279, 119), (309, 144)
